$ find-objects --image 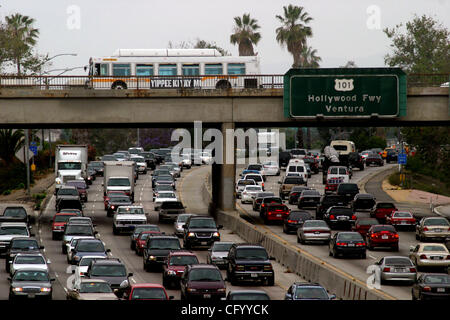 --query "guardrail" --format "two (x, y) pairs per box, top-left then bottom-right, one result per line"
(0, 73), (447, 90)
